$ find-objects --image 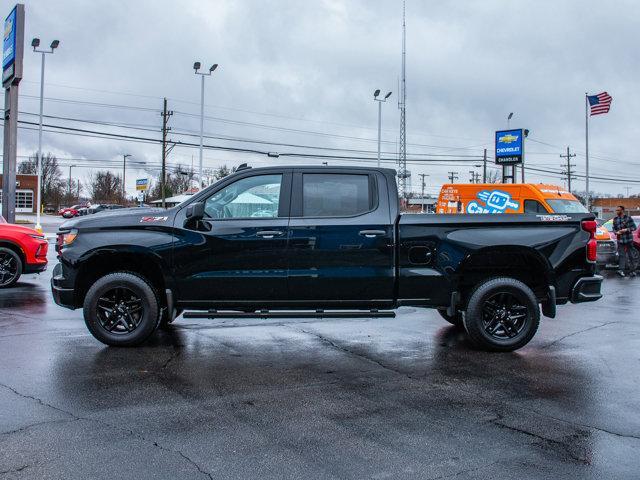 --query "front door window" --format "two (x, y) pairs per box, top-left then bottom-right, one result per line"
(204, 174), (282, 219)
